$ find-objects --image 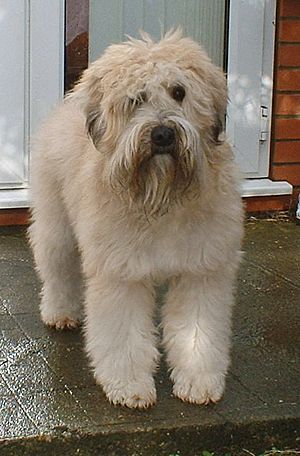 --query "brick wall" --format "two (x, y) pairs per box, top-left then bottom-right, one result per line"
(271, 0), (300, 210)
